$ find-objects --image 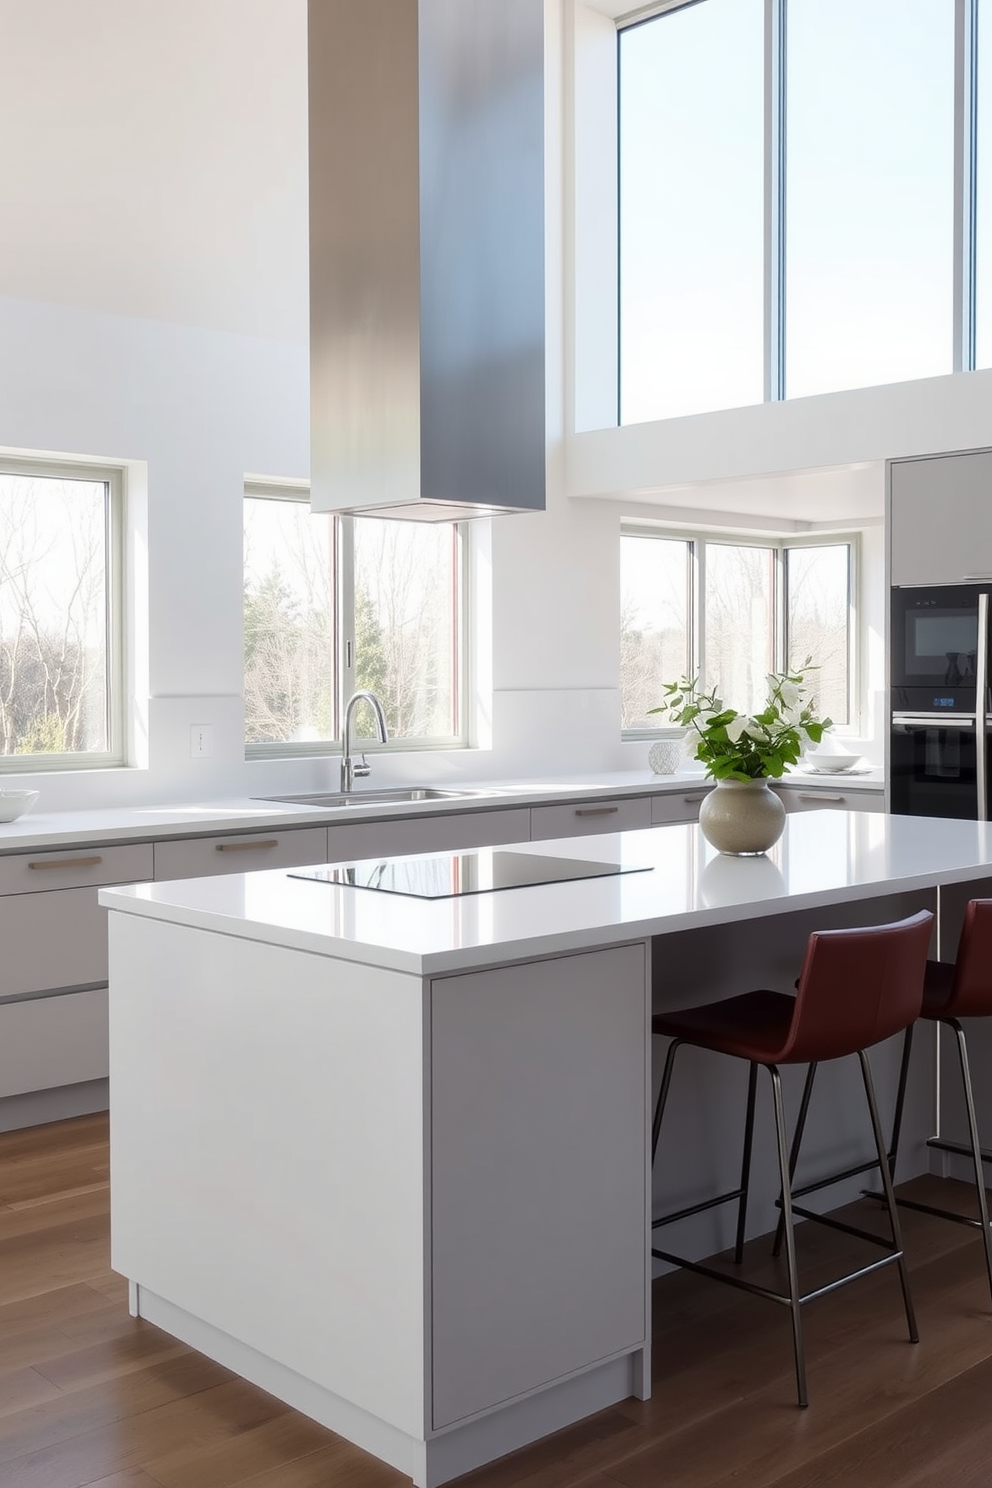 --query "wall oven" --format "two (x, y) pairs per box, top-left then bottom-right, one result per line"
(890, 584), (990, 818)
